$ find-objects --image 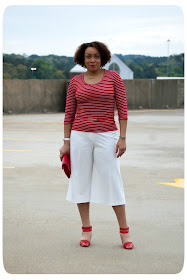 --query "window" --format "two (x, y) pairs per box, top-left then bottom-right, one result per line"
(109, 63), (120, 74)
